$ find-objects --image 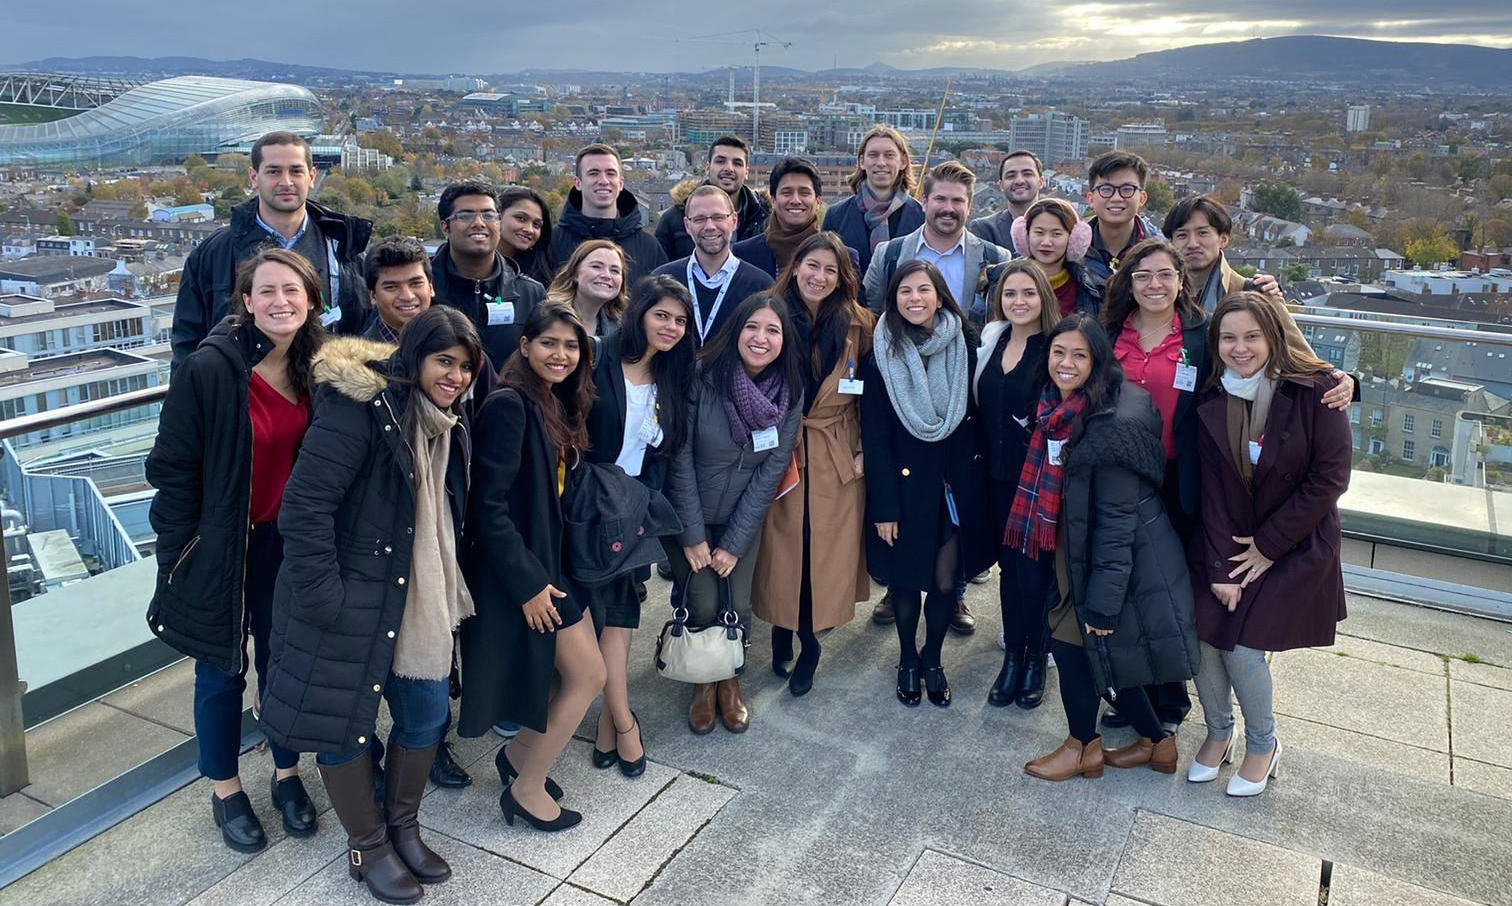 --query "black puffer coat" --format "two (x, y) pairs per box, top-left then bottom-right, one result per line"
(654, 179), (770, 260)
(550, 188), (669, 286)
(259, 337), (470, 754)
(1061, 382), (1200, 692)
(145, 317), (288, 674)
